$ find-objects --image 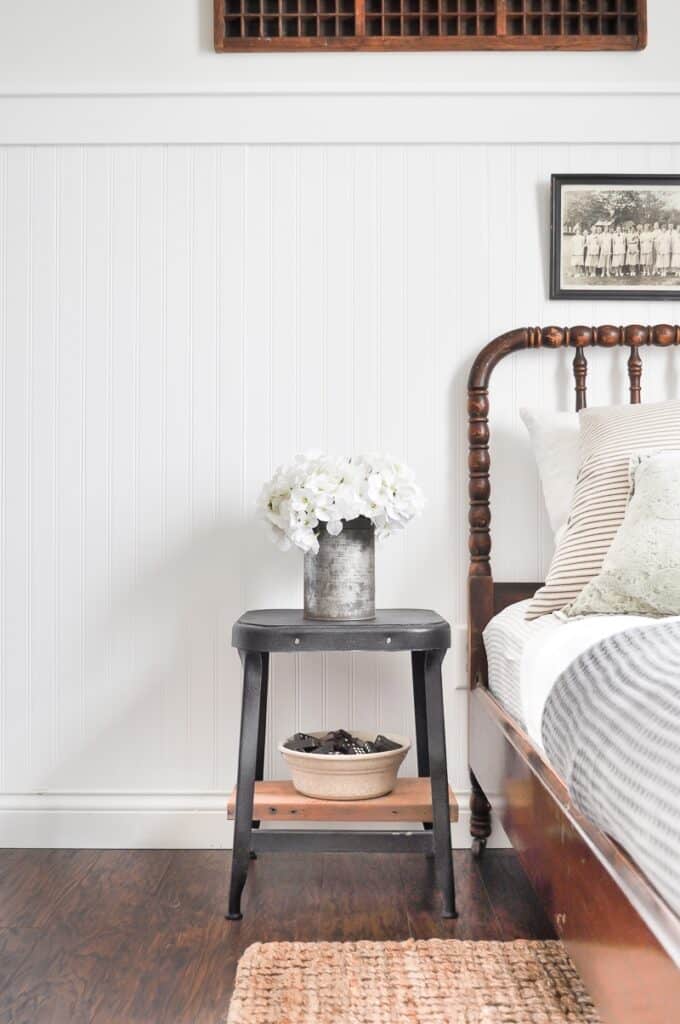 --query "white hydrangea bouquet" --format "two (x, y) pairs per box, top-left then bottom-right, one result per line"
(258, 452), (425, 554)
